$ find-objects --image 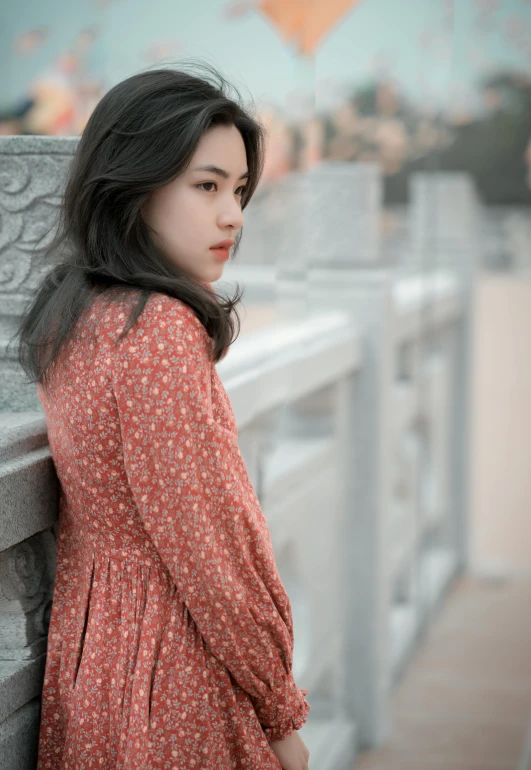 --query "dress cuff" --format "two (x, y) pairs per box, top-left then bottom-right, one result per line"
(253, 676), (311, 743)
